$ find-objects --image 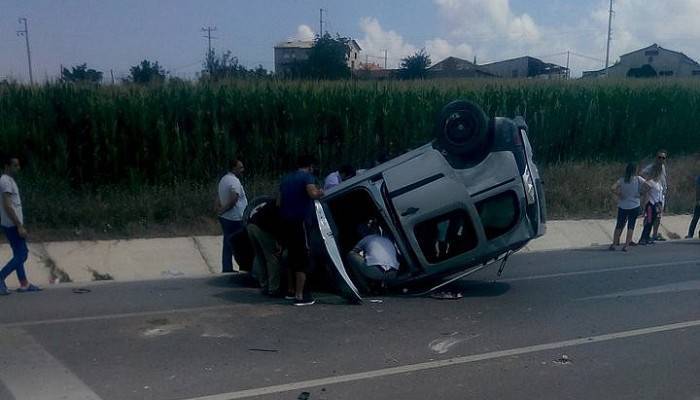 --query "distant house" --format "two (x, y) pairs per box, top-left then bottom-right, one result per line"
(274, 39), (362, 77)
(582, 44), (700, 78)
(479, 56), (568, 79)
(427, 57), (496, 78)
(346, 40), (362, 71)
(274, 40), (314, 77)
